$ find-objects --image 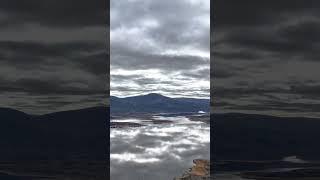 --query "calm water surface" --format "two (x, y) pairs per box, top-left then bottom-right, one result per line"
(110, 114), (210, 180)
